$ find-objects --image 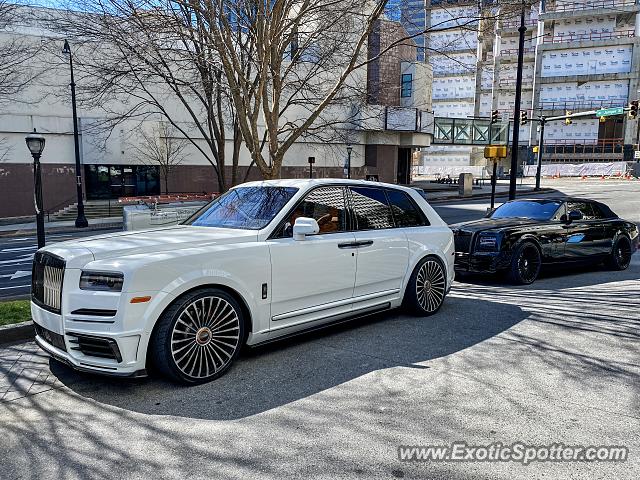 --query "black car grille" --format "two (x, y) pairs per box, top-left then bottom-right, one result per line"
(34, 324), (67, 352)
(32, 252), (65, 314)
(454, 230), (474, 253)
(67, 333), (123, 363)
